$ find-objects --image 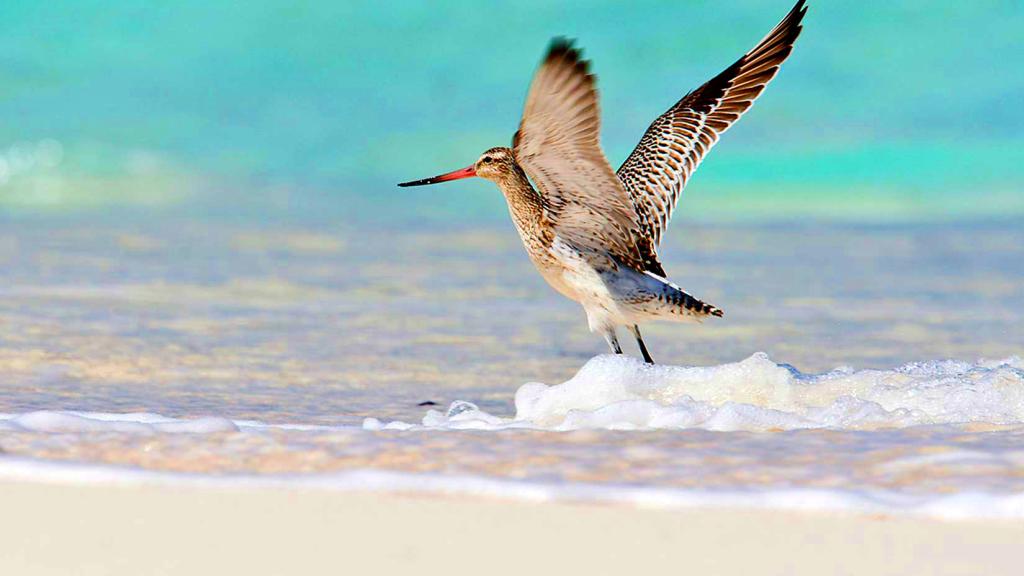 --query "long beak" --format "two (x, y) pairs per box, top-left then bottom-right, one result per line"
(397, 165), (477, 187)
